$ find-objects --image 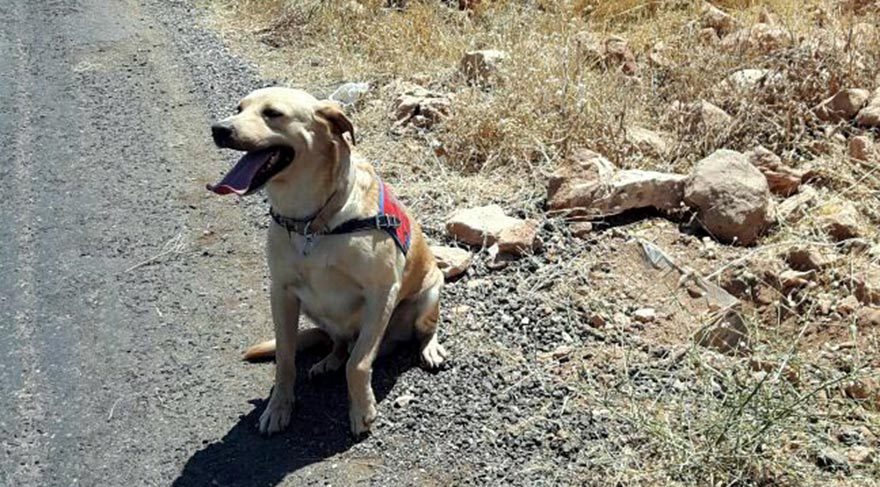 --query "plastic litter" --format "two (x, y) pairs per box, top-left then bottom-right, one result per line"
(329, 82), (369, 106)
